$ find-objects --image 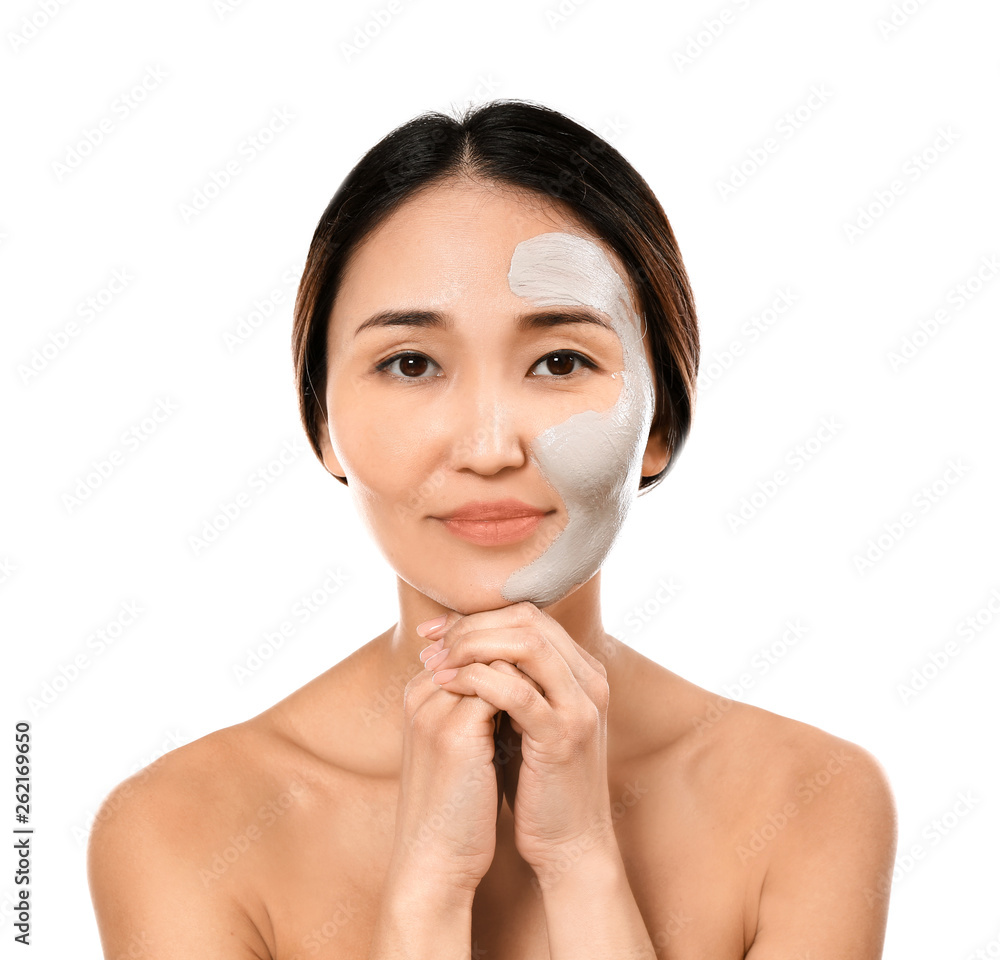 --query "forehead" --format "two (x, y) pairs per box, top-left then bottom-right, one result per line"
(329, 177), (639, 338)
